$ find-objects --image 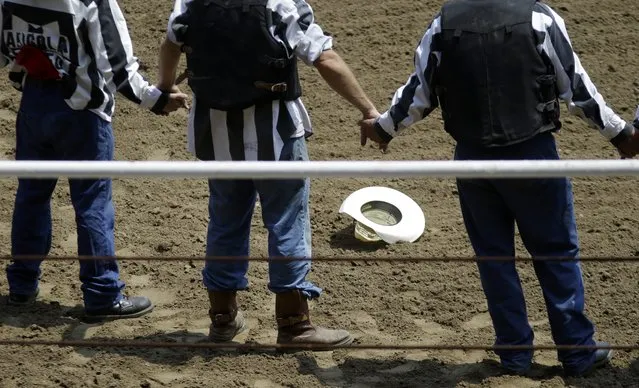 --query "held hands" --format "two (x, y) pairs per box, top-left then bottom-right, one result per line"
(165, 91), (189, 113)
(358, 109), (389, 153)
(156, 84), (189, 115)
(615, 122), (639, 159)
